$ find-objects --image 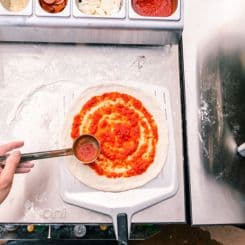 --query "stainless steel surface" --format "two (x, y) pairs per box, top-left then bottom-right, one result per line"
(0, 0), (183, 45)
(0, 43), (185, 224)
(0, 148), (73, 164)
(183, 0), (245, 224)
(0, 27), (181, 45)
